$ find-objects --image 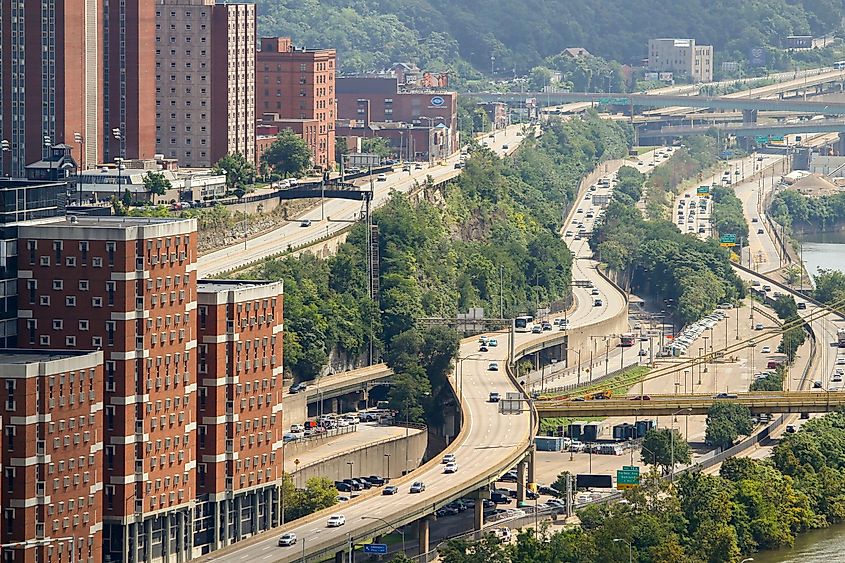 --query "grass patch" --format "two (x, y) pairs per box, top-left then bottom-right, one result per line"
(632, 146), (659, 156)
(540, 416), (604, 435)
(540, 365), (651, 401)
